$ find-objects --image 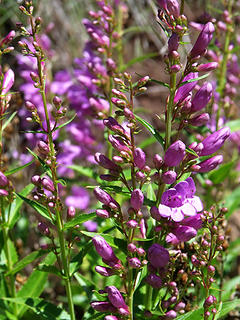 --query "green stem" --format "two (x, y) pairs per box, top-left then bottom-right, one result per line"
(31, 15), (75, 319)
(216, 0), (233, 130)
(165, 73), (177, 150)
(145, 284), (153, 311)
